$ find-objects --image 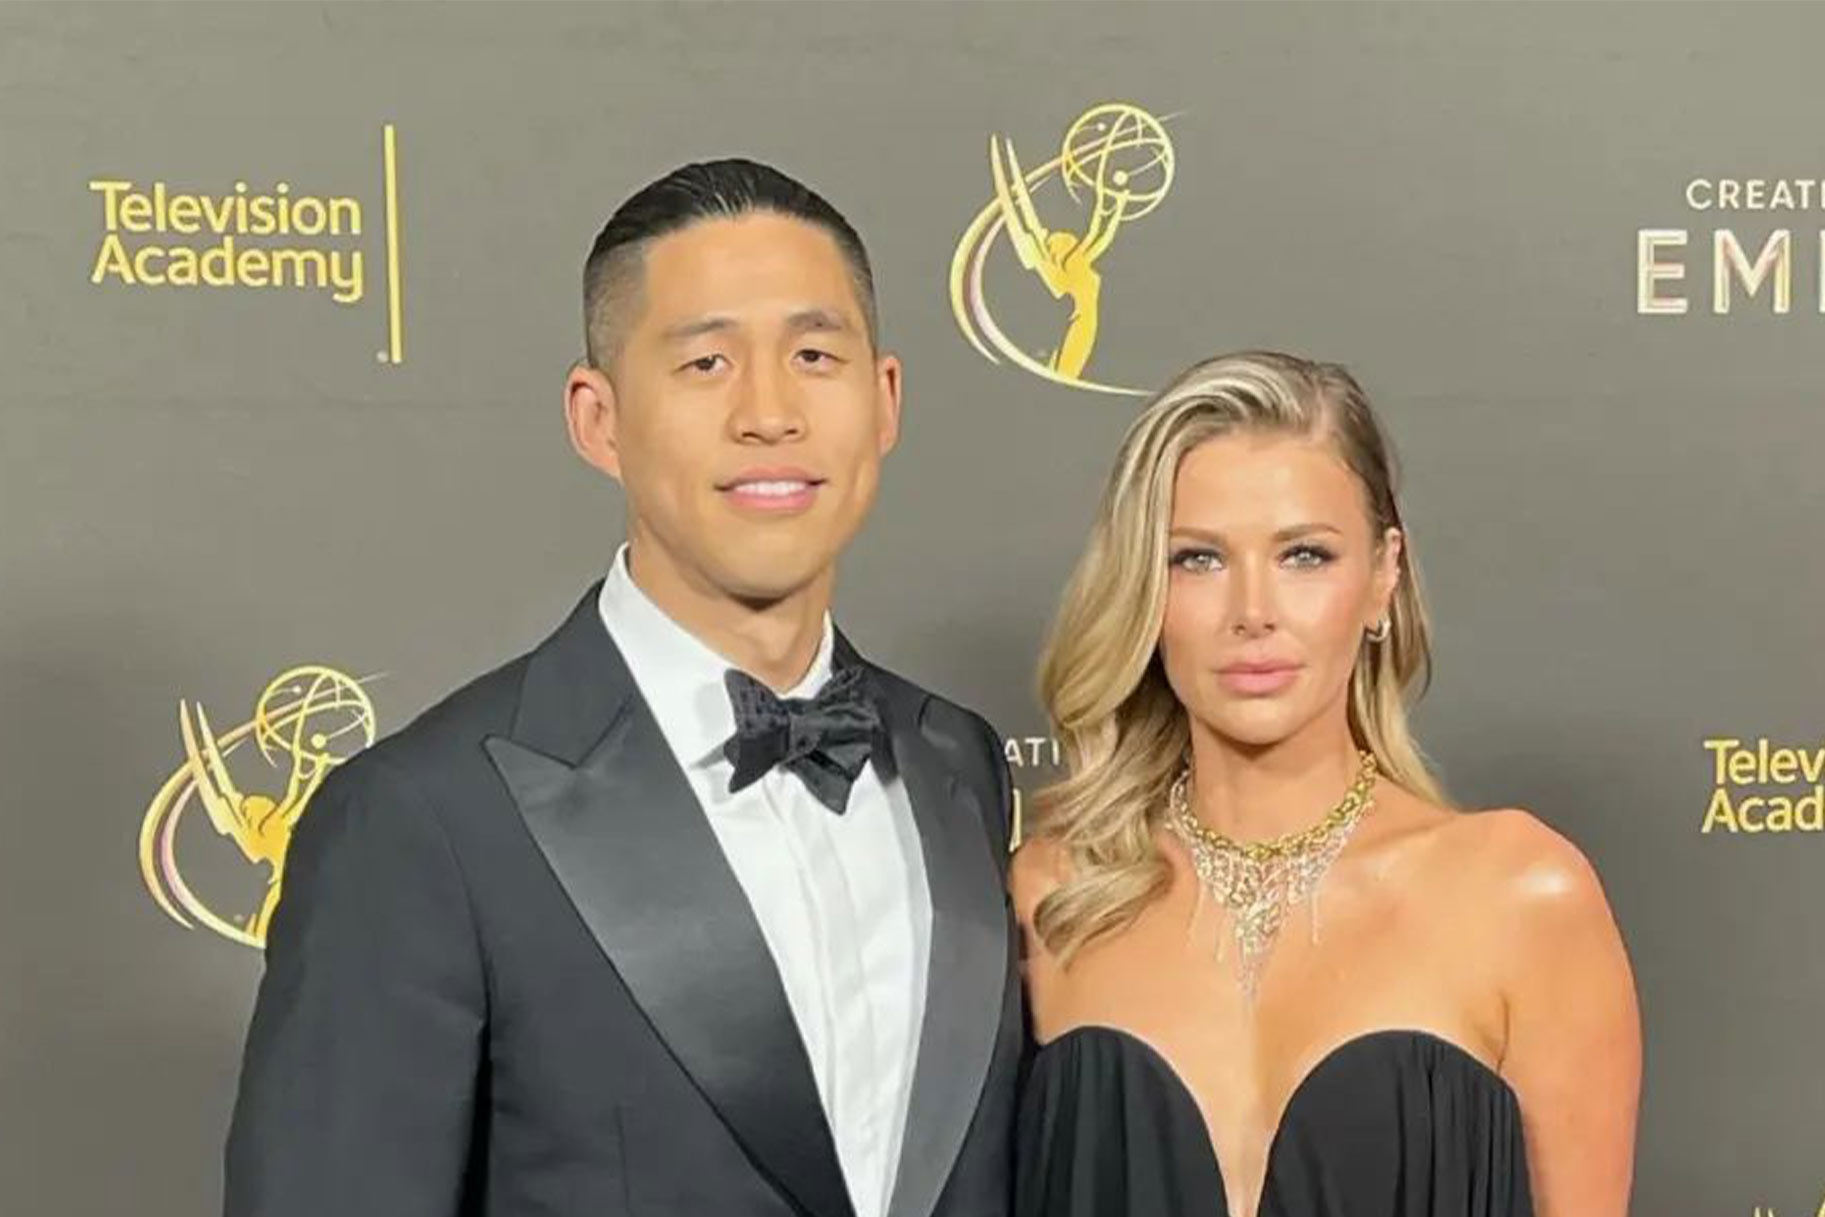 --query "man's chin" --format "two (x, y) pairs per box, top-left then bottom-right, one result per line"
(713, 553), (835, 608)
